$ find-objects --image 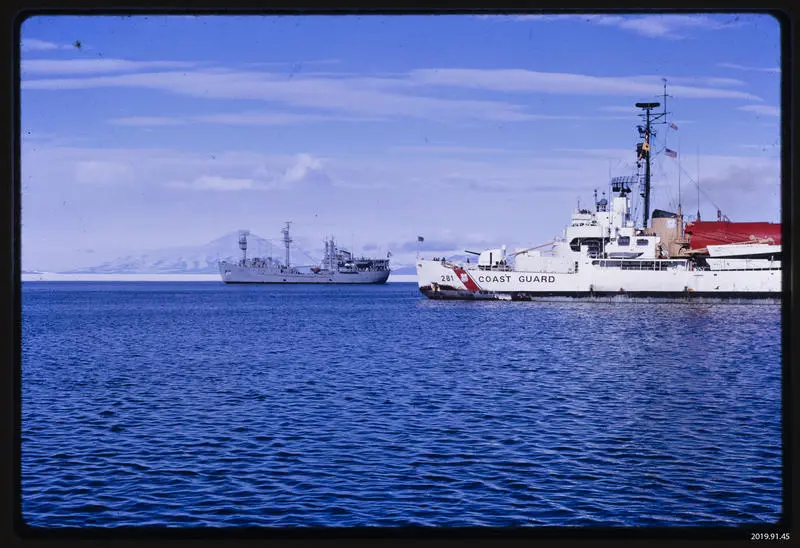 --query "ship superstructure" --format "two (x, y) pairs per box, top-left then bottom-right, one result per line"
(219, 222), (390, 284)
(416, 86), (781, 302)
